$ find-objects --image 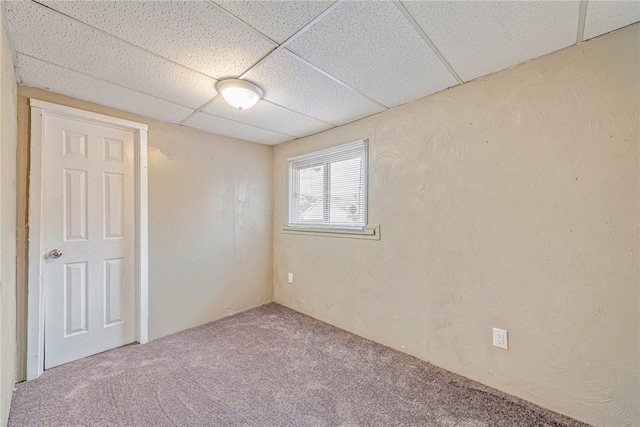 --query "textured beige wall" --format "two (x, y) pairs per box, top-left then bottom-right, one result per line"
(273, 24), (639, 427)
(0, 8), (18, 427)
(15, 86), (273, 381)
(145, 120), (273, 340)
